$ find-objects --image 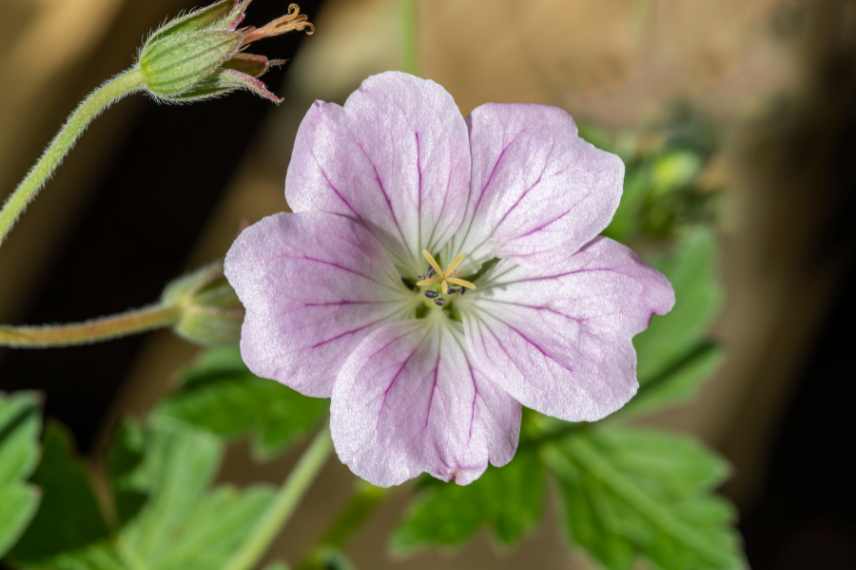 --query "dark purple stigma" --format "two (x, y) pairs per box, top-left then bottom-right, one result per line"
(424, 290), (439, 299)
